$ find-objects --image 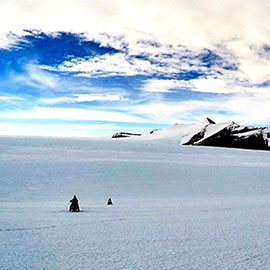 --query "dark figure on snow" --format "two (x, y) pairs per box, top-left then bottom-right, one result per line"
(69, 195), (80, 212)
(107, 198), (113, 205)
